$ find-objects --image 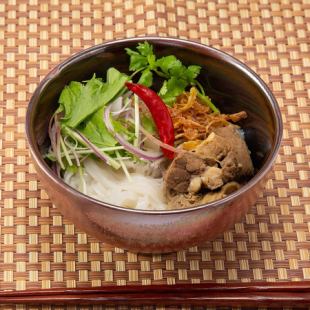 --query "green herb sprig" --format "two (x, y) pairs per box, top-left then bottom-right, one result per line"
(125, 42), (219, 113)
